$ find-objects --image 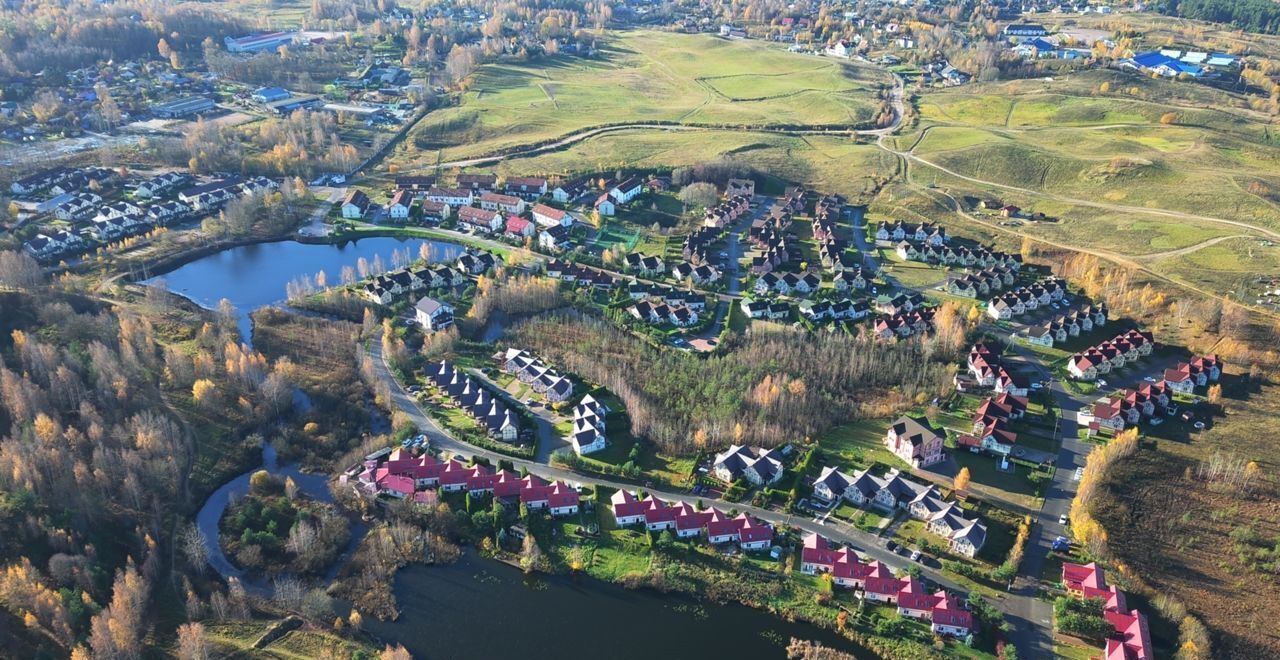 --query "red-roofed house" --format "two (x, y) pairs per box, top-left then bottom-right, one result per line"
(896, 577), (937, 619)
(532, 203), (571, 228)
(734, 514), (773, 551)
(800, 533), (842, 574)
(863, 562), (902, 603)
(1104, 609), (1153, 660)
(611, 490), (648, 526)
(1062, 562), (1108, 599)
(546, 482), (581, 516)
(930, 591), (974, 637)
(642, 496), (677, 531)
(505, 215), (534, 239)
